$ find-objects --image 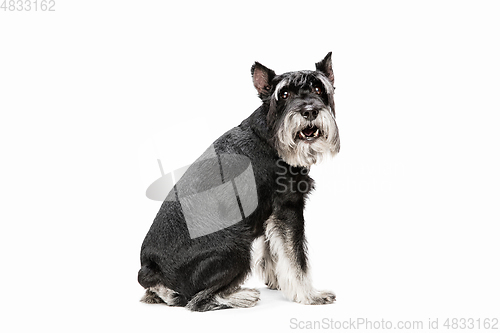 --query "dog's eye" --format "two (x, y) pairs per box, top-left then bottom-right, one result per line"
(280, 90), (289, 99)
(314, 86), (322, 95)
